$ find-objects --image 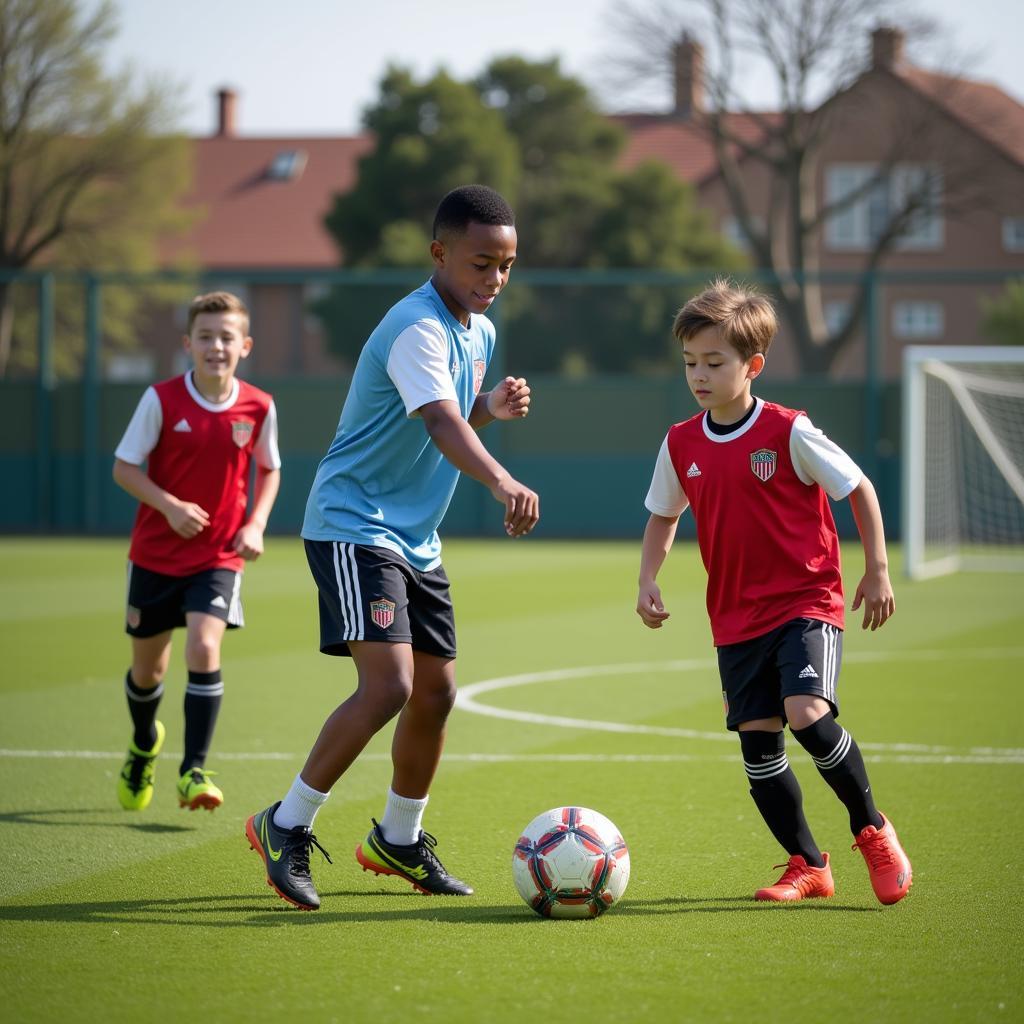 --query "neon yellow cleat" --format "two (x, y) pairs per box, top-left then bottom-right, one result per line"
(117, 721), (165, 811)
(177, 767), (223, 811)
